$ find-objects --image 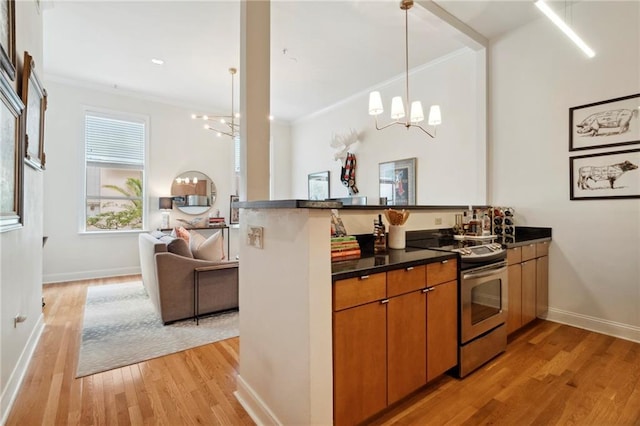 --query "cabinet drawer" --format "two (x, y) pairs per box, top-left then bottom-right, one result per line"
(521, 243), (536, 262)
(536, 241), (549, 258)
(506, 247), (522, 265)
(334, 273), (386, 311)
(426, 259), (457, 286)
(387, 265), (426, 297)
